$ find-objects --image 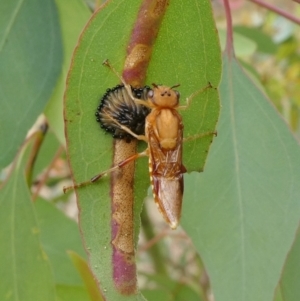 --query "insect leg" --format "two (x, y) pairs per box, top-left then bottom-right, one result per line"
(178, 82), (213, 110)
(102, 109), (148, 142)
(102, 59), (152, 108)
(63, 149), (149, 193)
(102, 59), (133, 96)
(183, 131), (217, 143)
